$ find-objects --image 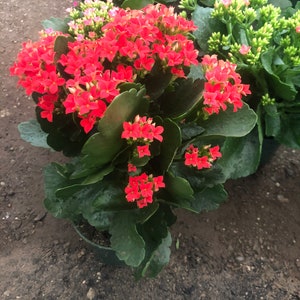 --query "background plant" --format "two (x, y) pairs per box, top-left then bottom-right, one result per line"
(177, 0), (300, 174)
